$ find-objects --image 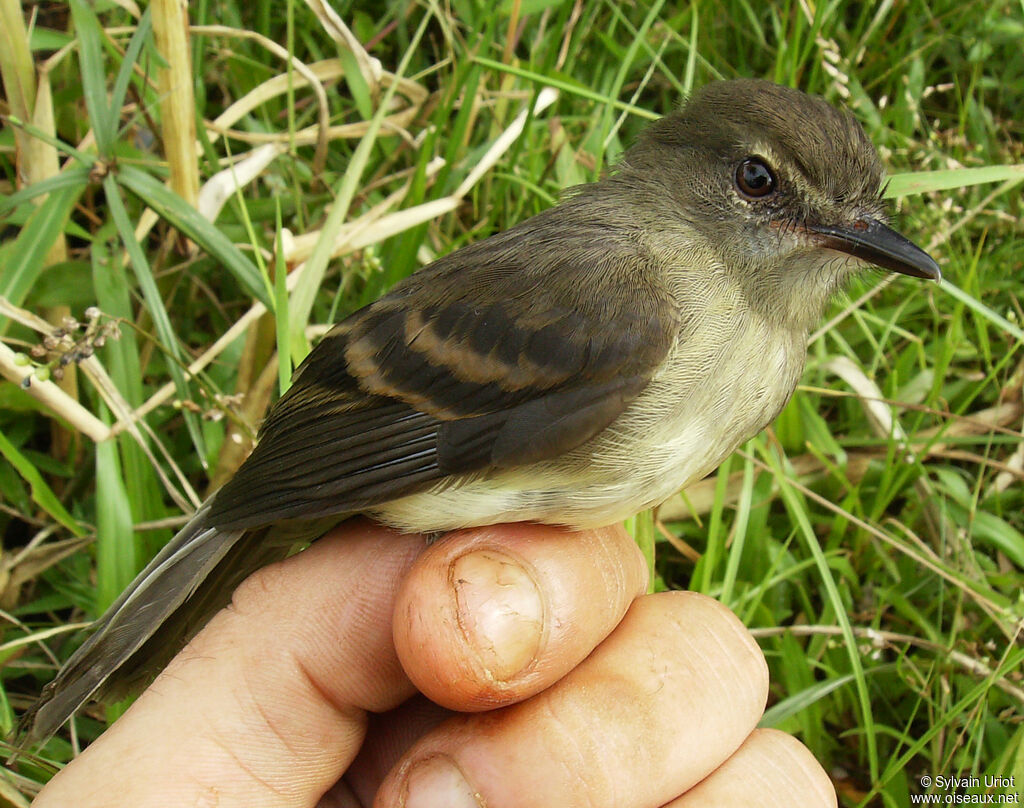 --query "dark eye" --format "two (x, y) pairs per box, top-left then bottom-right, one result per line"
(735, 157), (776, 198)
